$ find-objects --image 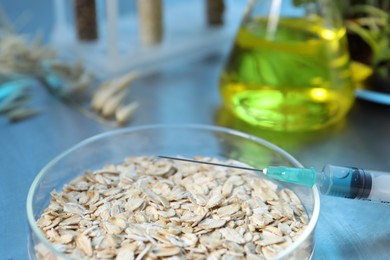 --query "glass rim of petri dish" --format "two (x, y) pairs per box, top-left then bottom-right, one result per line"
(26, 124), (320, 259)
